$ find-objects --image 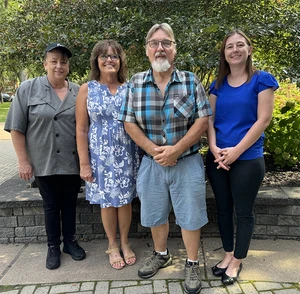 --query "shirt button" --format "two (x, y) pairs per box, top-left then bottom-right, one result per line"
(57, 150), (60, 153)
(56, 134), (59, 137)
